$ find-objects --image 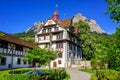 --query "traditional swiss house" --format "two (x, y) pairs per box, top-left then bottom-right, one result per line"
(35, 12), (82, 68)
(0, 32), (35, 70)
